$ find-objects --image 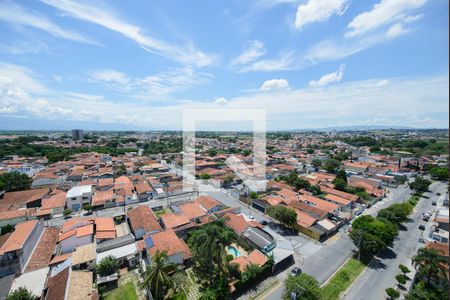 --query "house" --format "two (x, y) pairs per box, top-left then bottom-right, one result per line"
(144, 230), (191, 265)
(37, 192), (66, 218)
(91, 189), (116, 208)
(230, 249), (268, 272)
(58, 219), (94, 254)
(43, 262), (70, 300)
(178, 202), (207, 221)
(96, 242), (139, 269)
(0, 209), (37, 227)
(66, 185), (93, 211)
(97, 178), (114, 191)
(298, 194), (339, 216)
(72, 243), (96, 270)
(94, 217), (116, 242)
(0, 220), (45, 277)
(0, 188), (50, 210)
(319, 186), (359, 203)
(324, 194), (352, 208)
(134, 181), (155, 201)
(127, 206), (162, 239)
(160, 213), (191, 230)
(195, 195), (223, 213)
(114, 176), (138, 205)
